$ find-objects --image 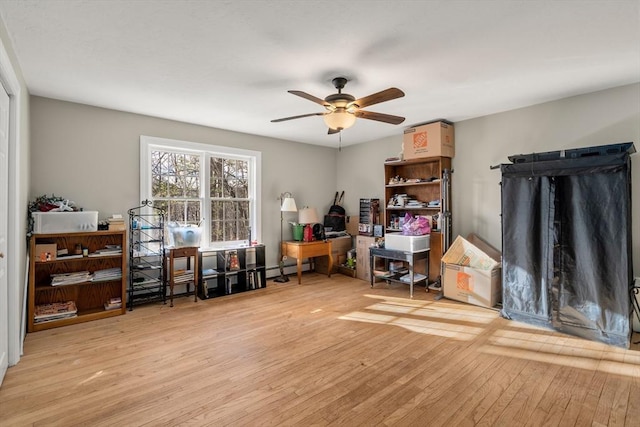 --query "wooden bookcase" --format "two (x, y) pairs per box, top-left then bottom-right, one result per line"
(28, 230), (126, 332)
(383, 156), (452, 282)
